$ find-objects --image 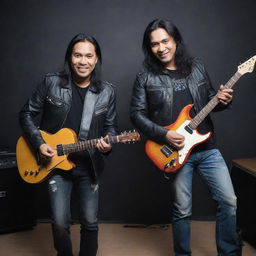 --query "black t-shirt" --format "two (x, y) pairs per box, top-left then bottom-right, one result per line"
(167, 69), (216, 151)
(63, 82), (93, 174)
(65, 82), (89, 133)
(168, 69), (195, 122)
